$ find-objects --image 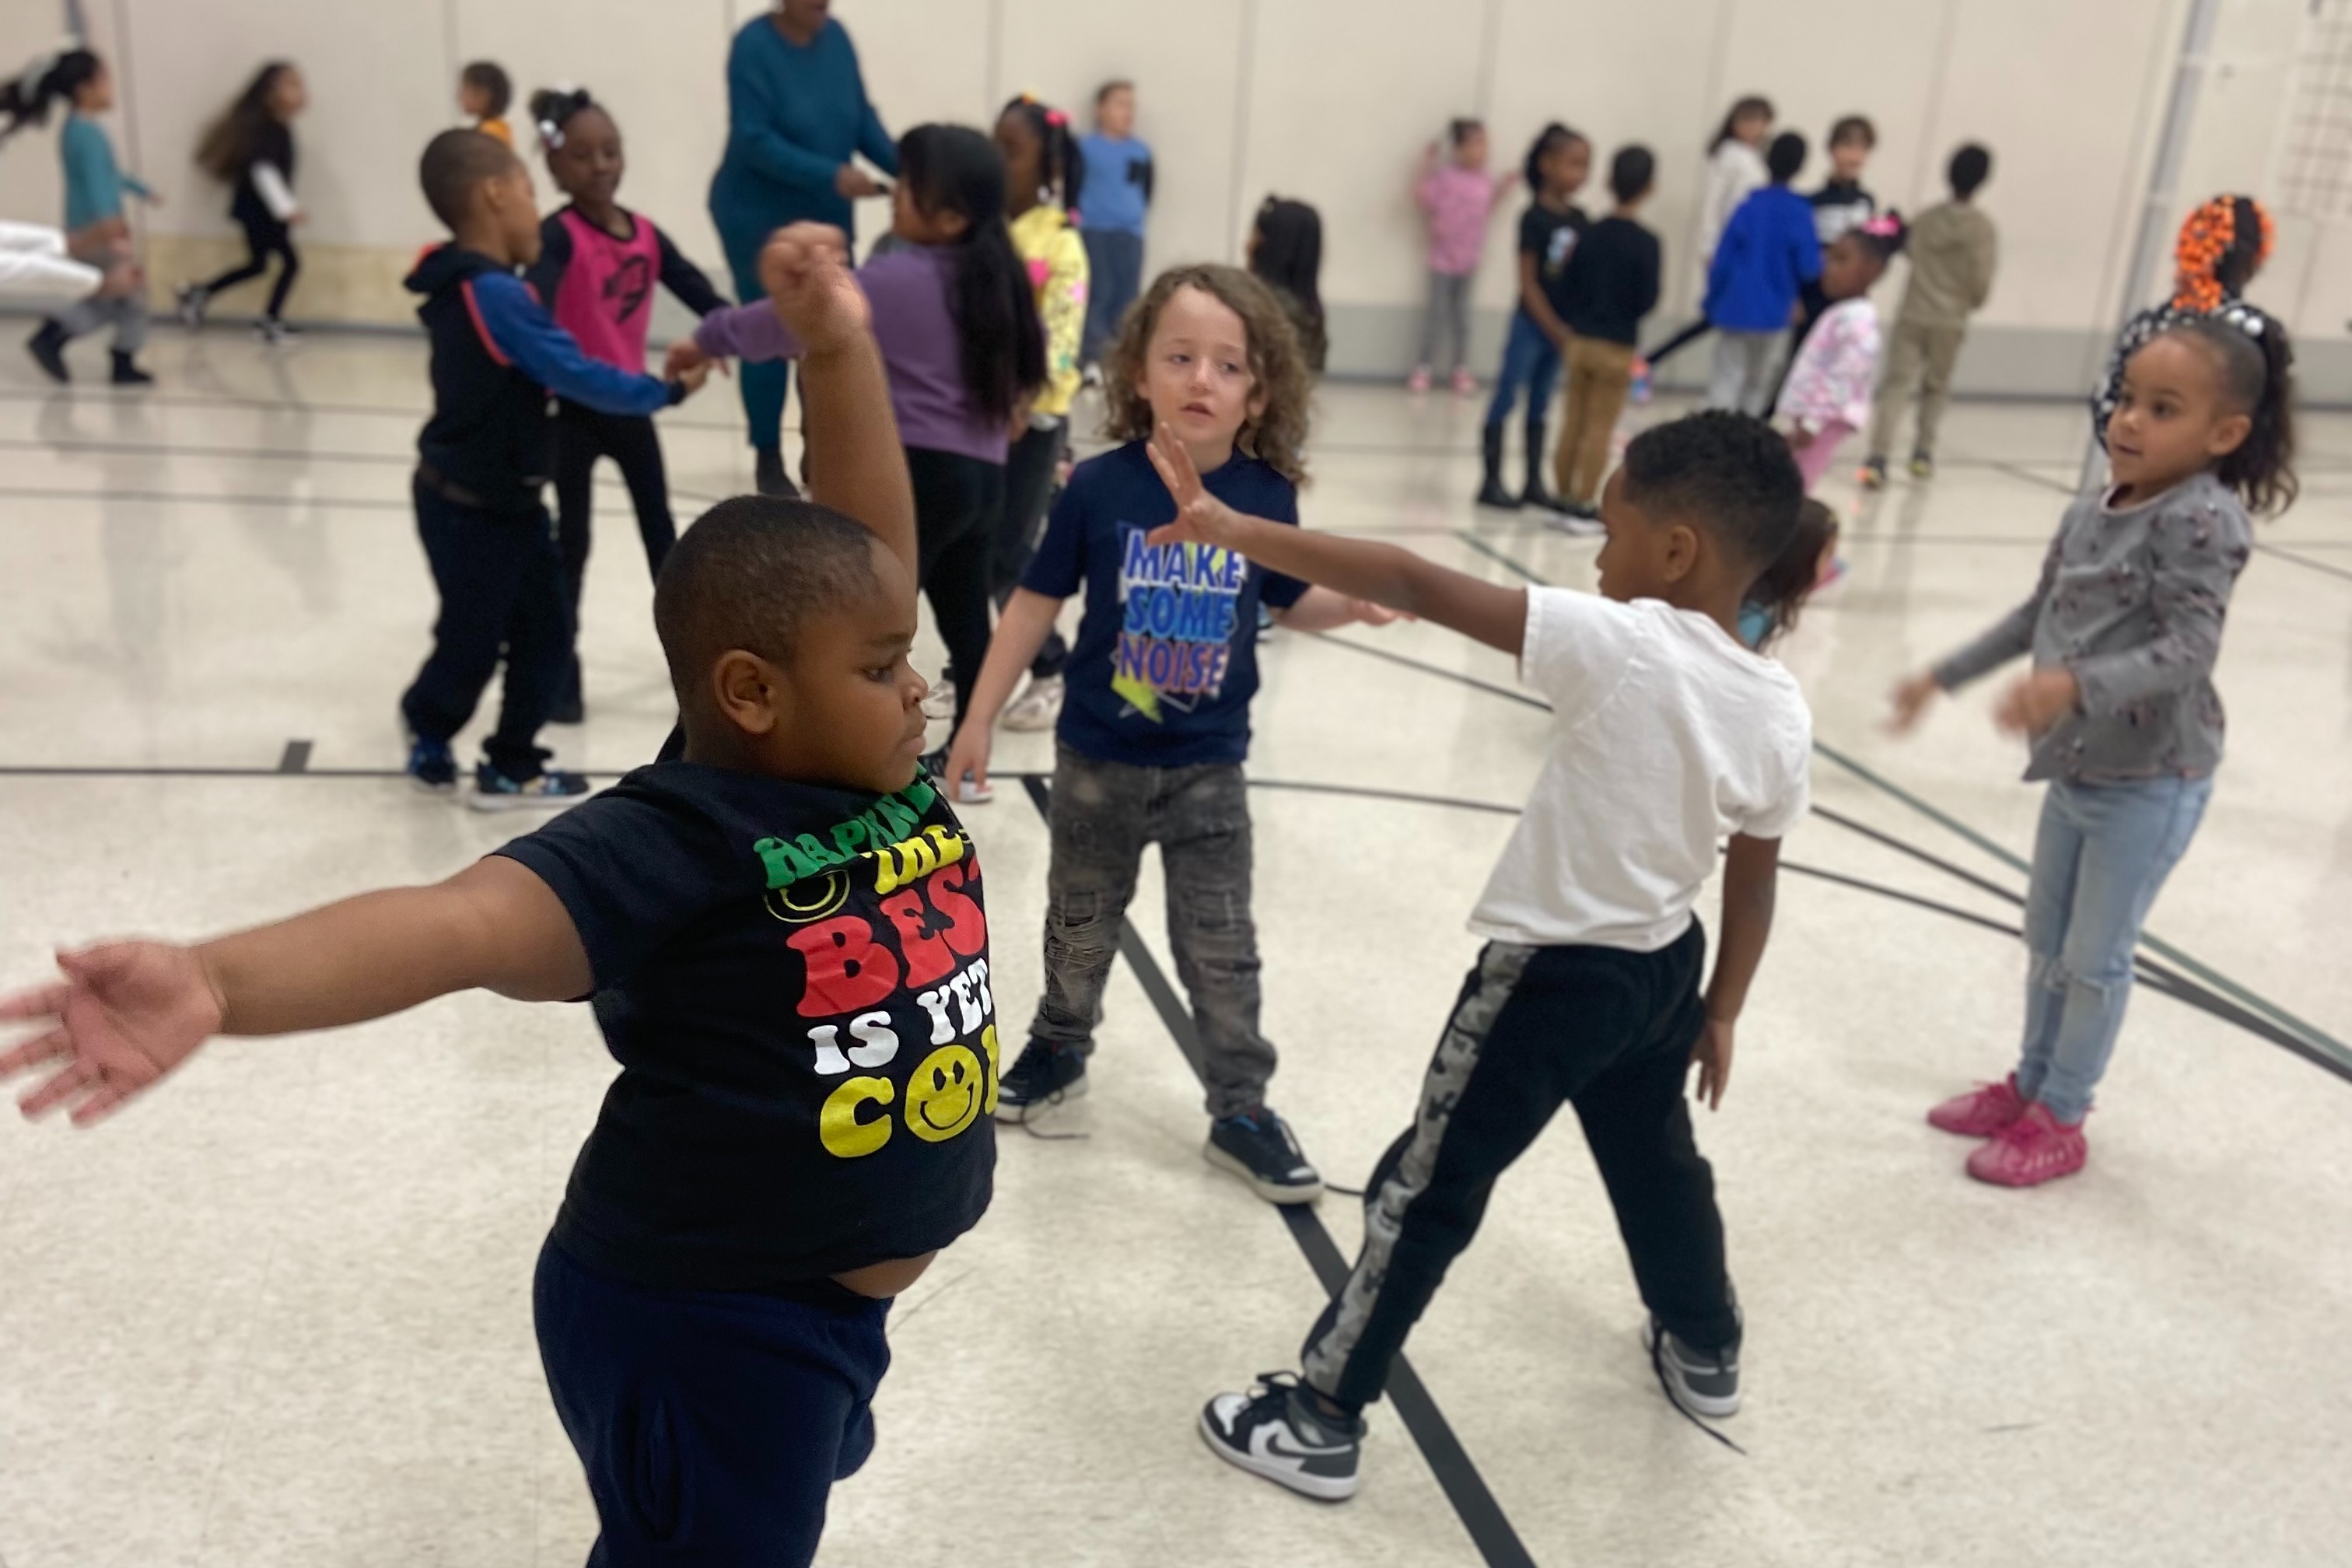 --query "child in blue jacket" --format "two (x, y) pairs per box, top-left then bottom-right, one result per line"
(1704, 131), (1818, 416)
